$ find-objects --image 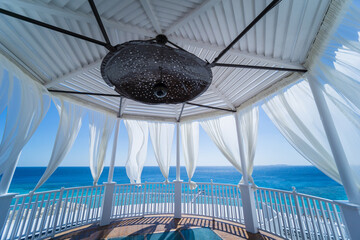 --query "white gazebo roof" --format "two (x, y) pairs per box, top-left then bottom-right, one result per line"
(0, 0), (332, 121)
